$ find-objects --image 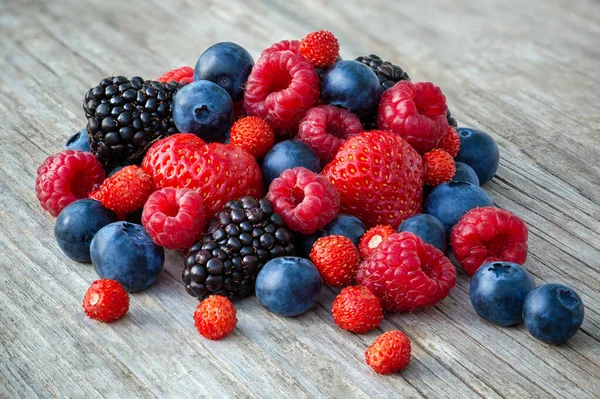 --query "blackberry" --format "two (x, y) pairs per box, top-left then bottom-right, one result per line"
(83, 76), (182, 170)
(183, 197), (296, 301)
(447, 108), (458, 128)
(356, 54), (410, 90)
